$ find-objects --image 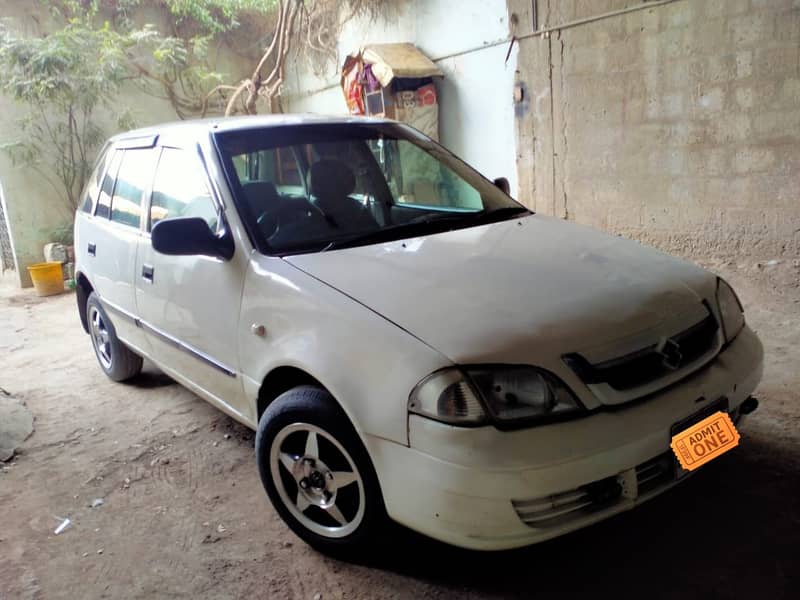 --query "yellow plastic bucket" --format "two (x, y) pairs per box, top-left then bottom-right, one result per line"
(27, 262), (64, 297)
